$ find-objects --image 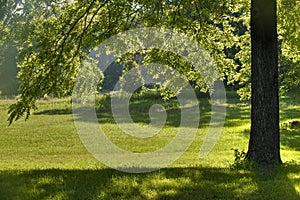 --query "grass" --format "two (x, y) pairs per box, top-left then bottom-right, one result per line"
(0, 90), (300, 199)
